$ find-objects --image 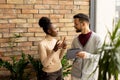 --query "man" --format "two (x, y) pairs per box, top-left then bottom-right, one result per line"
(66, 13), (103, 80)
